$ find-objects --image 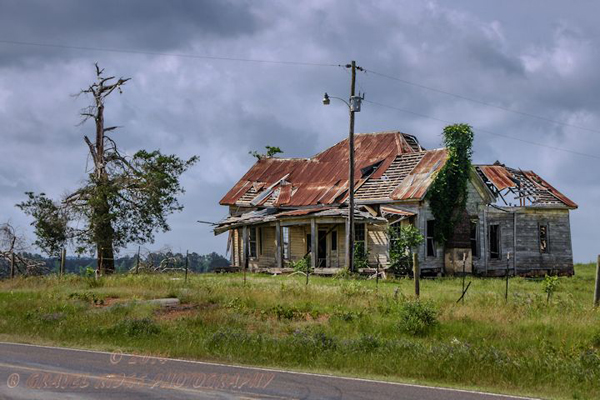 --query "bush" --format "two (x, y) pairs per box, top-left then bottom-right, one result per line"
(542, 275), (560, 303)
(110, 318), (161, 337)
(389, 225), (423, 276)
(291, 256), (311, 274)
(399, 300), (438, 336)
